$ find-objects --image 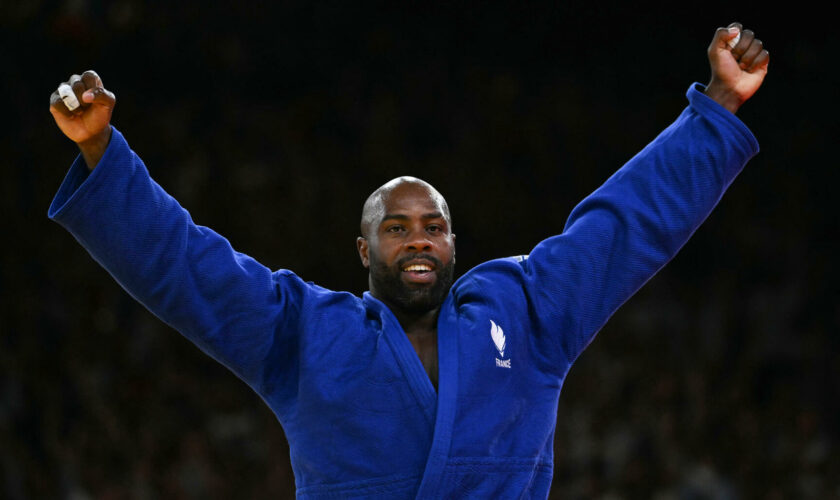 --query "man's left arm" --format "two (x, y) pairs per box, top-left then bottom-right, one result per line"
(521, 23), (769, 364)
